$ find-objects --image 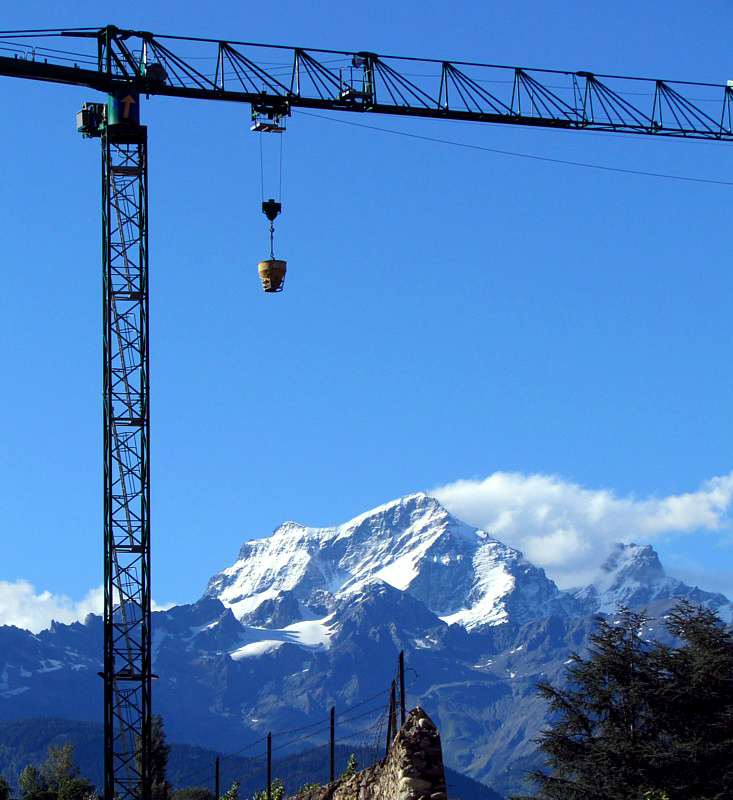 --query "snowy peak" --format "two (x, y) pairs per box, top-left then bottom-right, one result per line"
(203, 492), (572, 632)
(571, 542), (731, 617)
(572, 542), (673, 613)
(204, 493), (471, 621)
(601, 542), (665, 585)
